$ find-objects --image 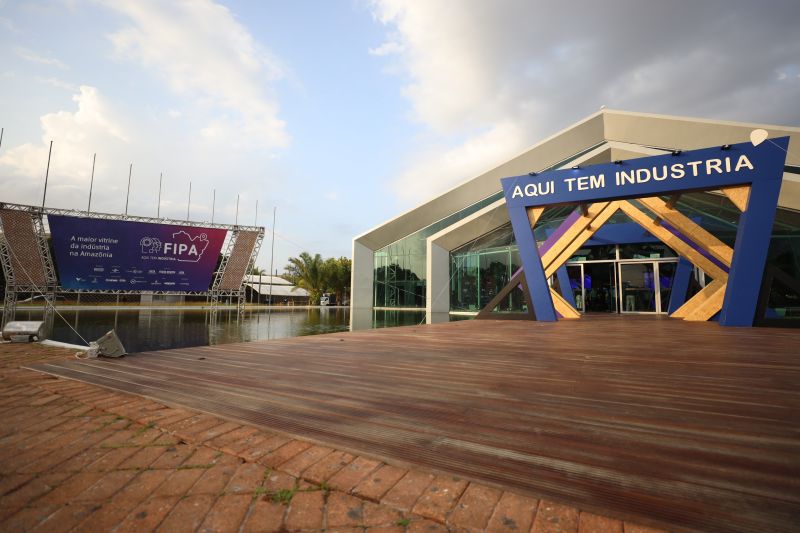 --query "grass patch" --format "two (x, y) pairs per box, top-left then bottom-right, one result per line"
(396, 518), (410, 527)
(272, 488), (296, 505)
